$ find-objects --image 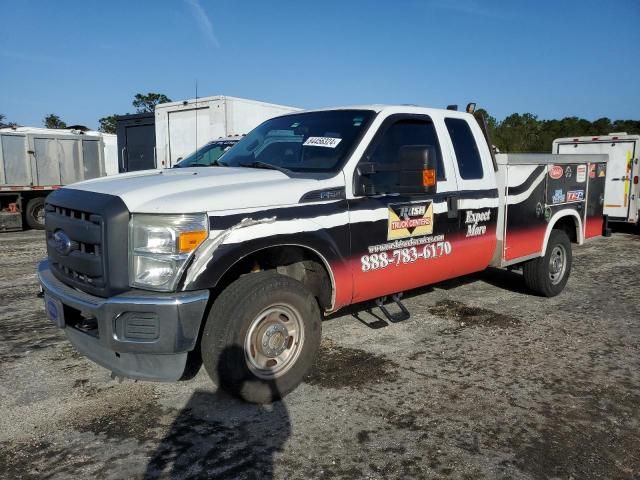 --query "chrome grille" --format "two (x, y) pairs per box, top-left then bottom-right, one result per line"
(45, 203), (105, 289)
